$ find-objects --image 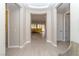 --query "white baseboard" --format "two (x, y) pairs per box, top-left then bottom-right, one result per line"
(51, 43), (57, 47)
(20, 41), (30, 48)
(8, 45), (20, 48)
(47, 40), (57, 47)
(8, 41), (31, 48)
(47, 40), (51, 43)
